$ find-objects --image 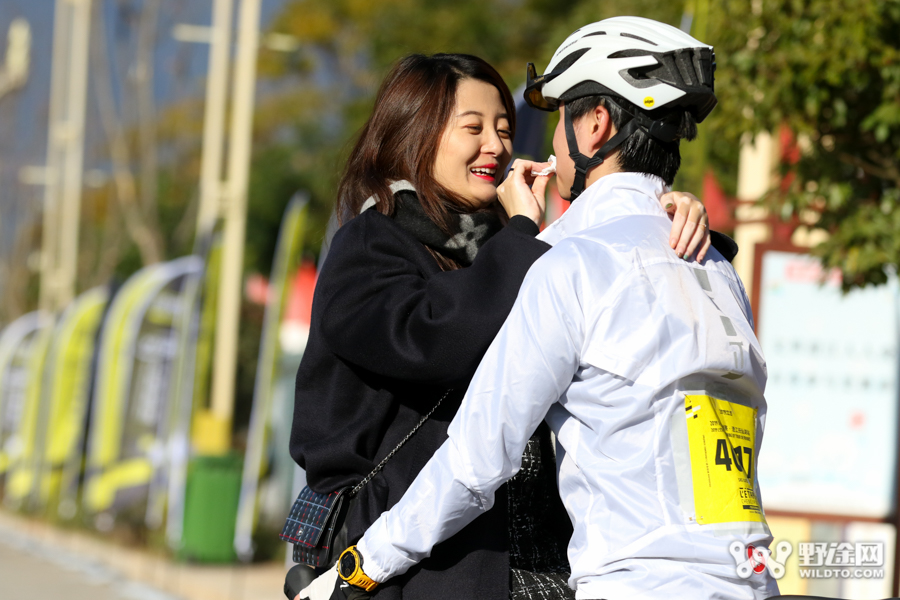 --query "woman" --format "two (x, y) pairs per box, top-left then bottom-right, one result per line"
(290, 53), (719, 600)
